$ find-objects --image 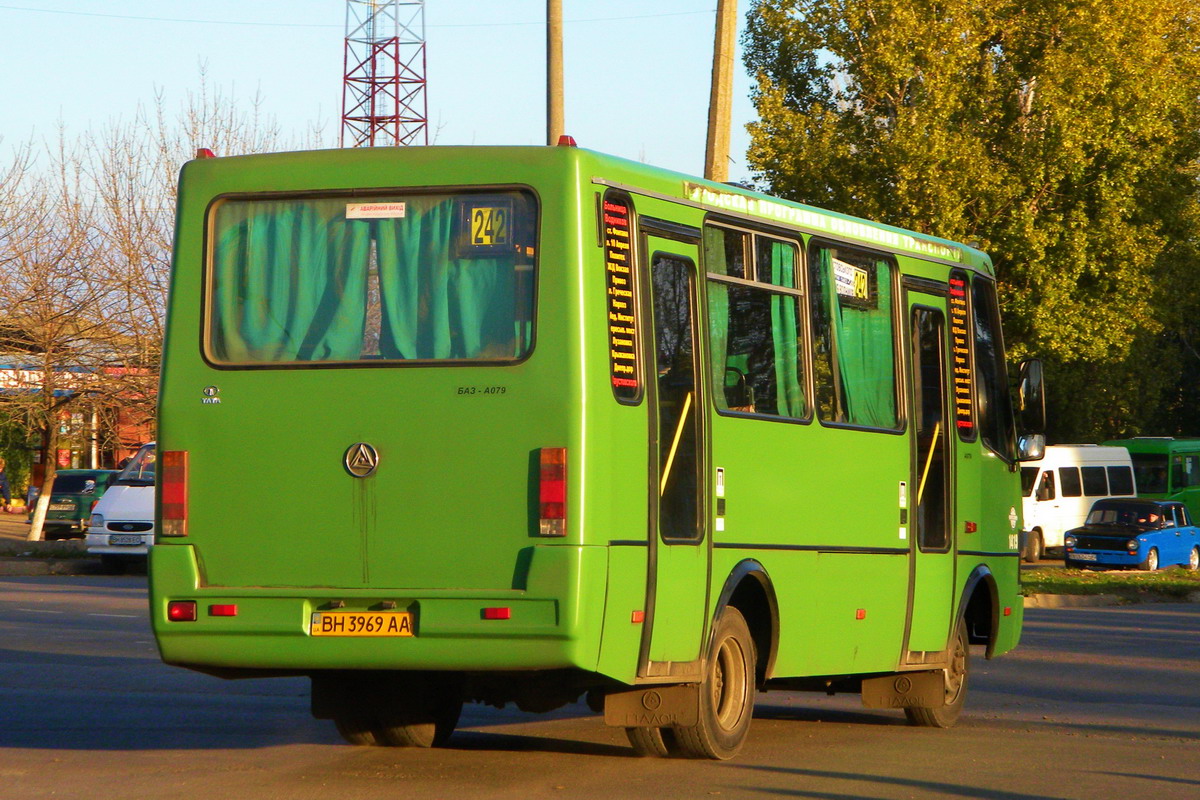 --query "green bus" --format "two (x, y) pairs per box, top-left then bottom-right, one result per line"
(150, 143), (1043, 759)
(1105, 437), (1200, 519)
